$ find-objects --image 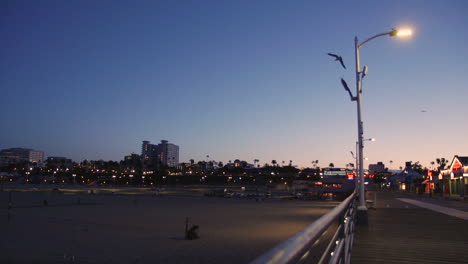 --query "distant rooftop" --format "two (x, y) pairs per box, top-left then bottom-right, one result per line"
(455, 155), (468, 165)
